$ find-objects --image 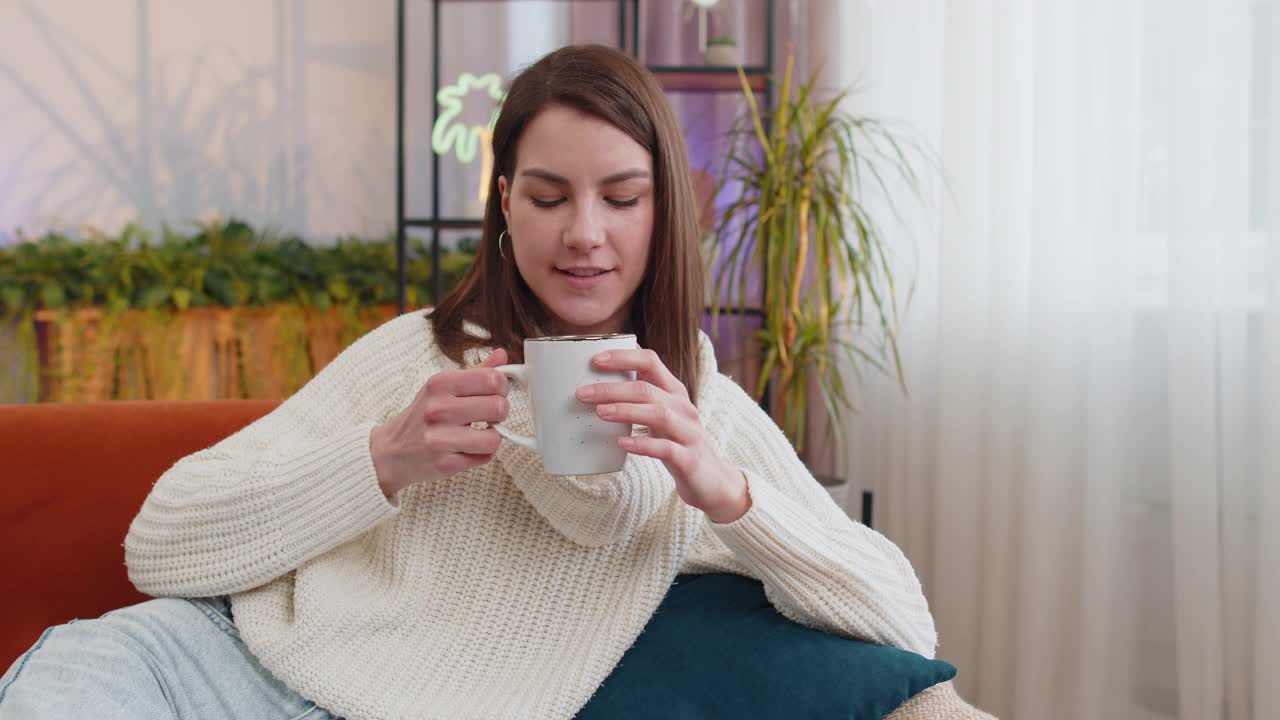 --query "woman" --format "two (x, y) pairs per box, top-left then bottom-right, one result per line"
(0, 45), (936, 720)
